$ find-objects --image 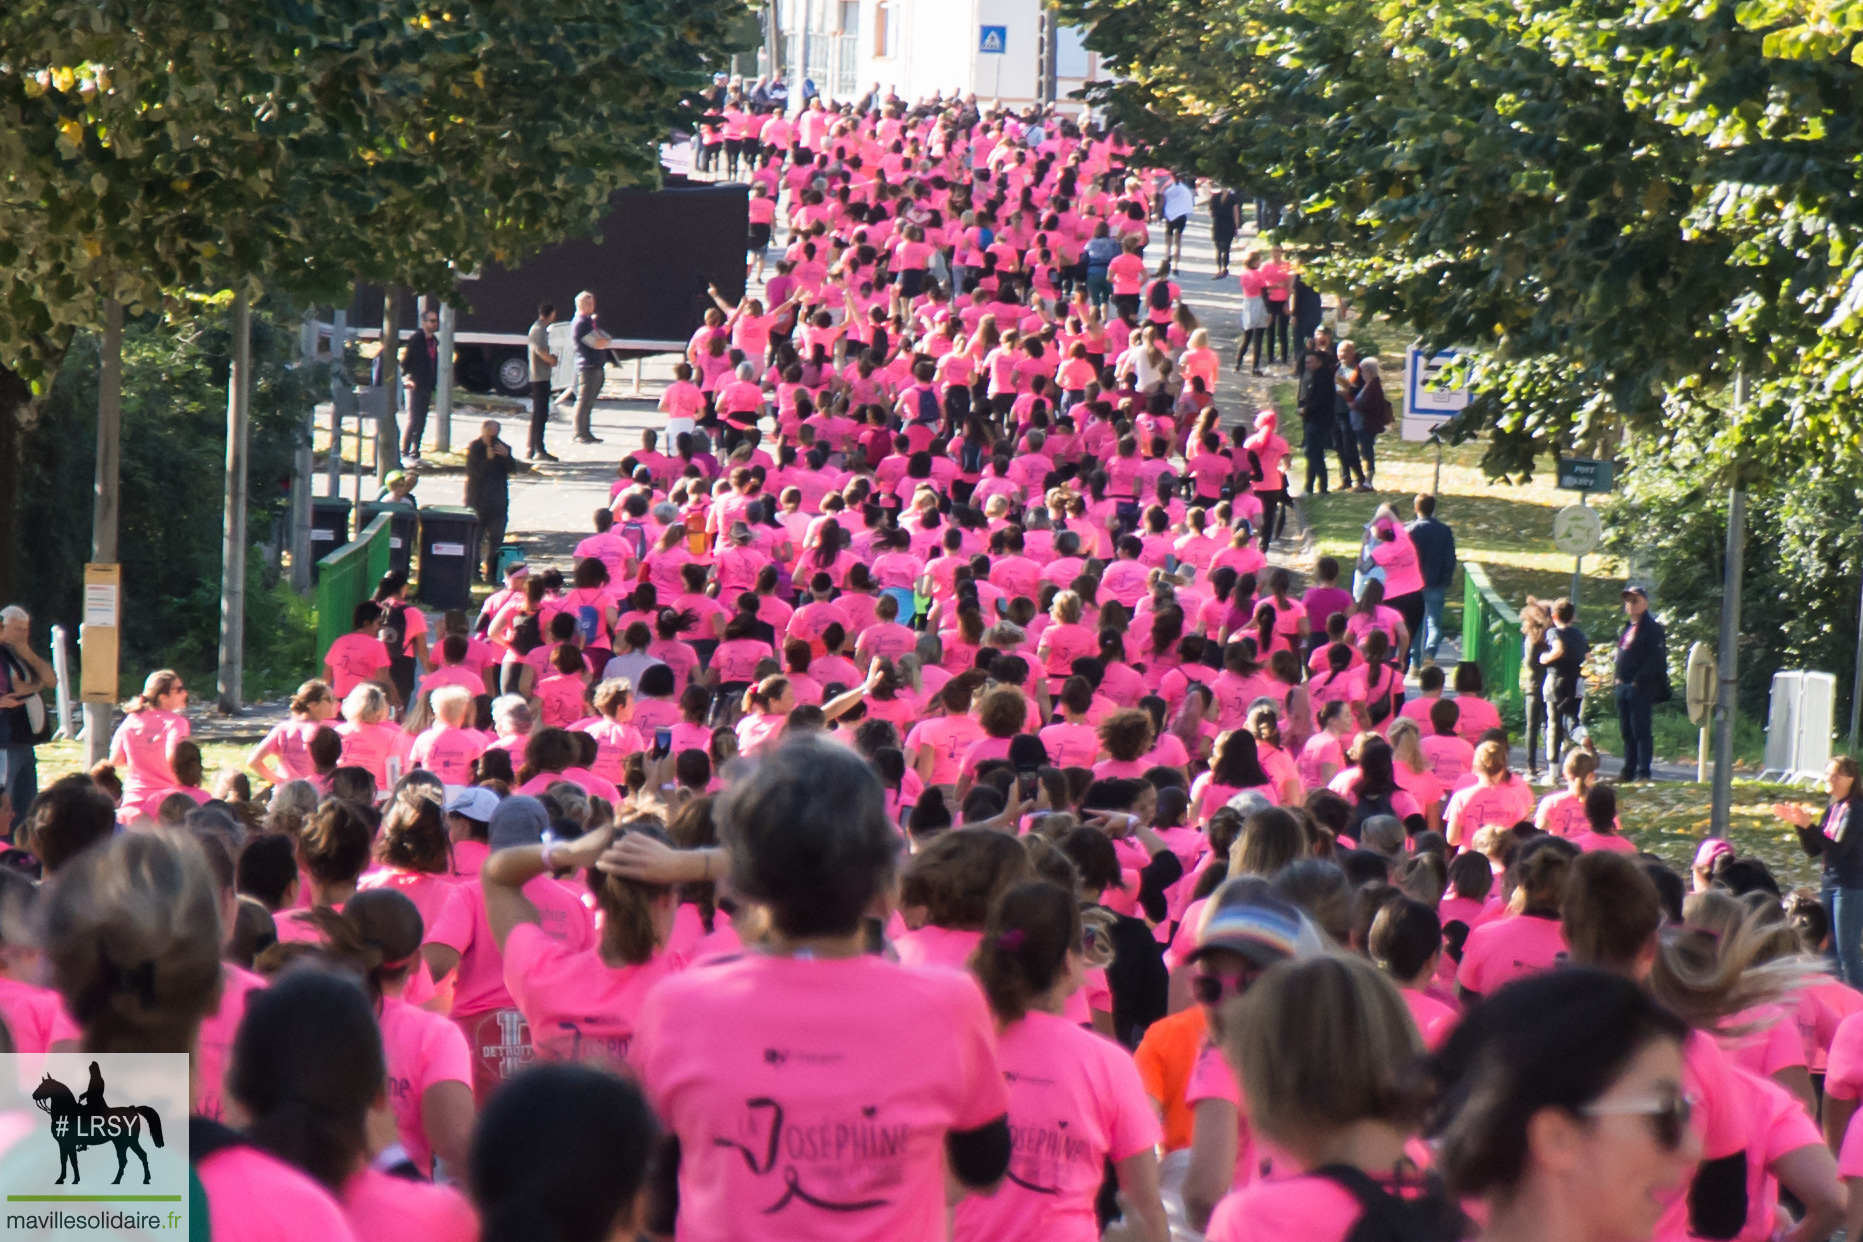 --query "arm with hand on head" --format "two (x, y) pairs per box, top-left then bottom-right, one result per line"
(482, 825), (613, 953)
